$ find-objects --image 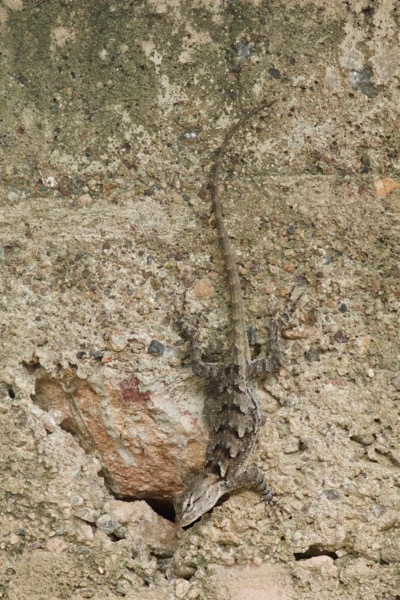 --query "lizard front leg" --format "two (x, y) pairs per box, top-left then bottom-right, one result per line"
(178, 317), (223, 379)
(246, 314), (288, 378)
(188, 329), (223, 379)
(226, 466), (274, 504)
